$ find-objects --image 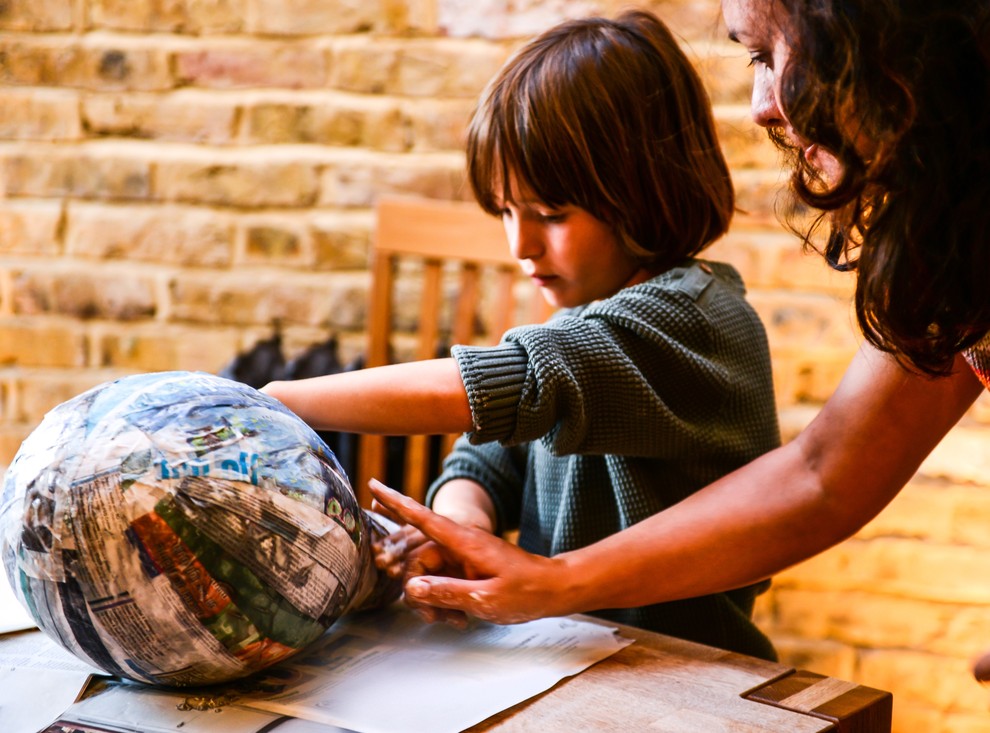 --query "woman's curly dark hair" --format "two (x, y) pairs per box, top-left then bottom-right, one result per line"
(772, 0), (990, 375)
